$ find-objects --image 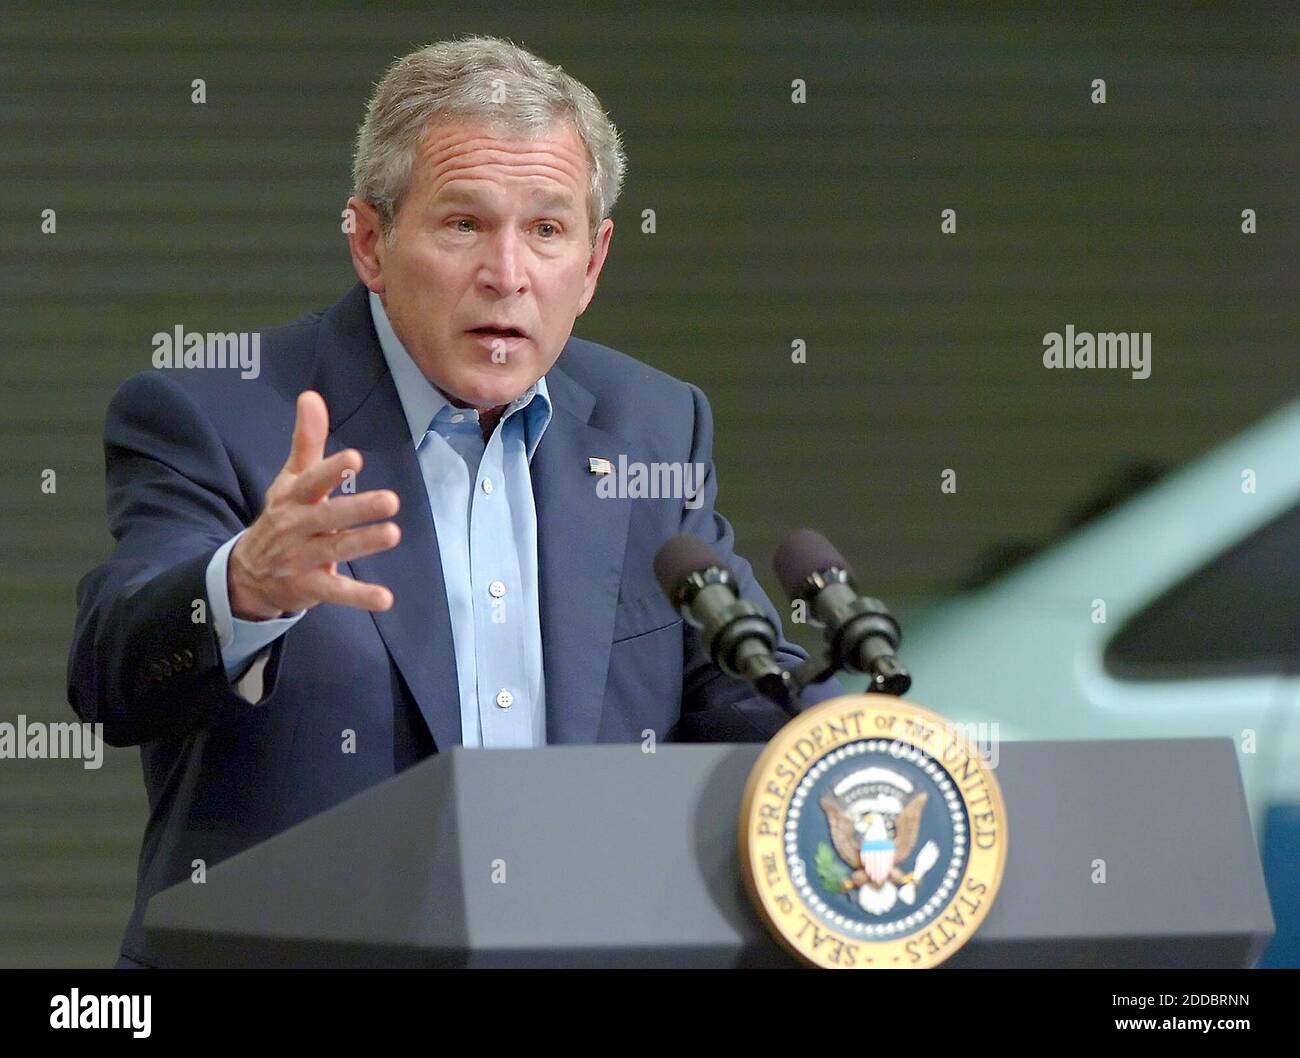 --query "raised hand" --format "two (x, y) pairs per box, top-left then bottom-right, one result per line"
(228, 390), (401, 619)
